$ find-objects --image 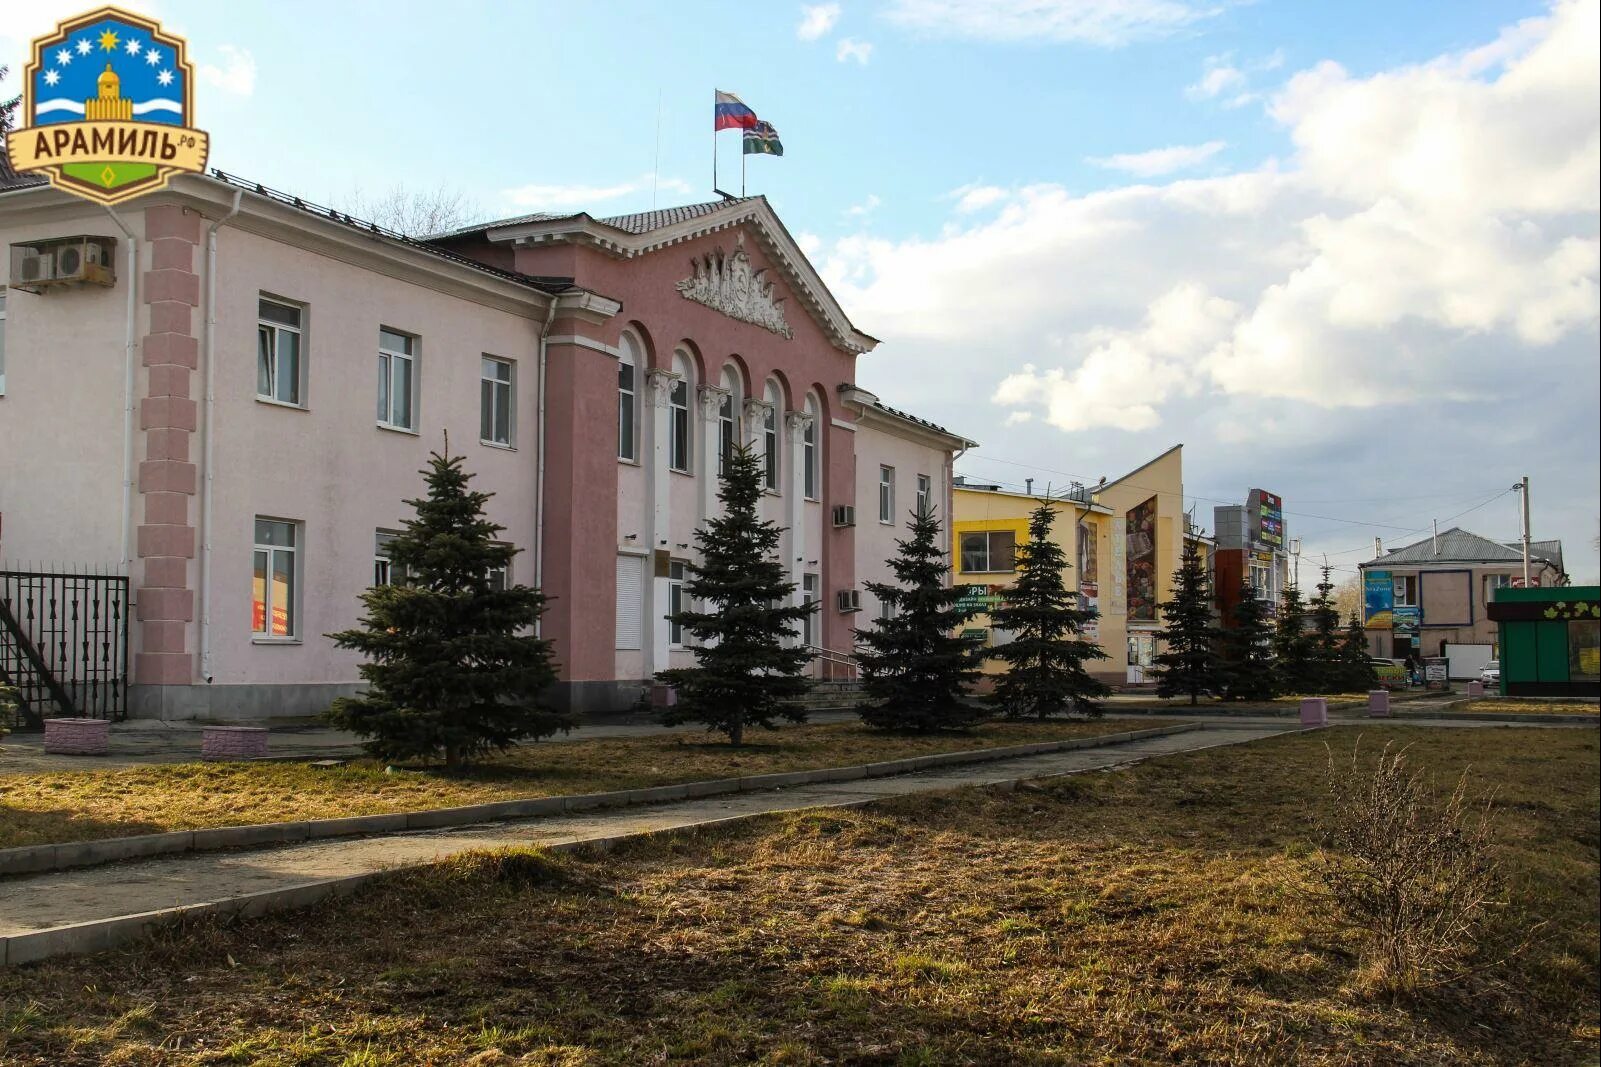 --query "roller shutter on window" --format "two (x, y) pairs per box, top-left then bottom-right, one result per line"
(616, 554), (644, 649)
